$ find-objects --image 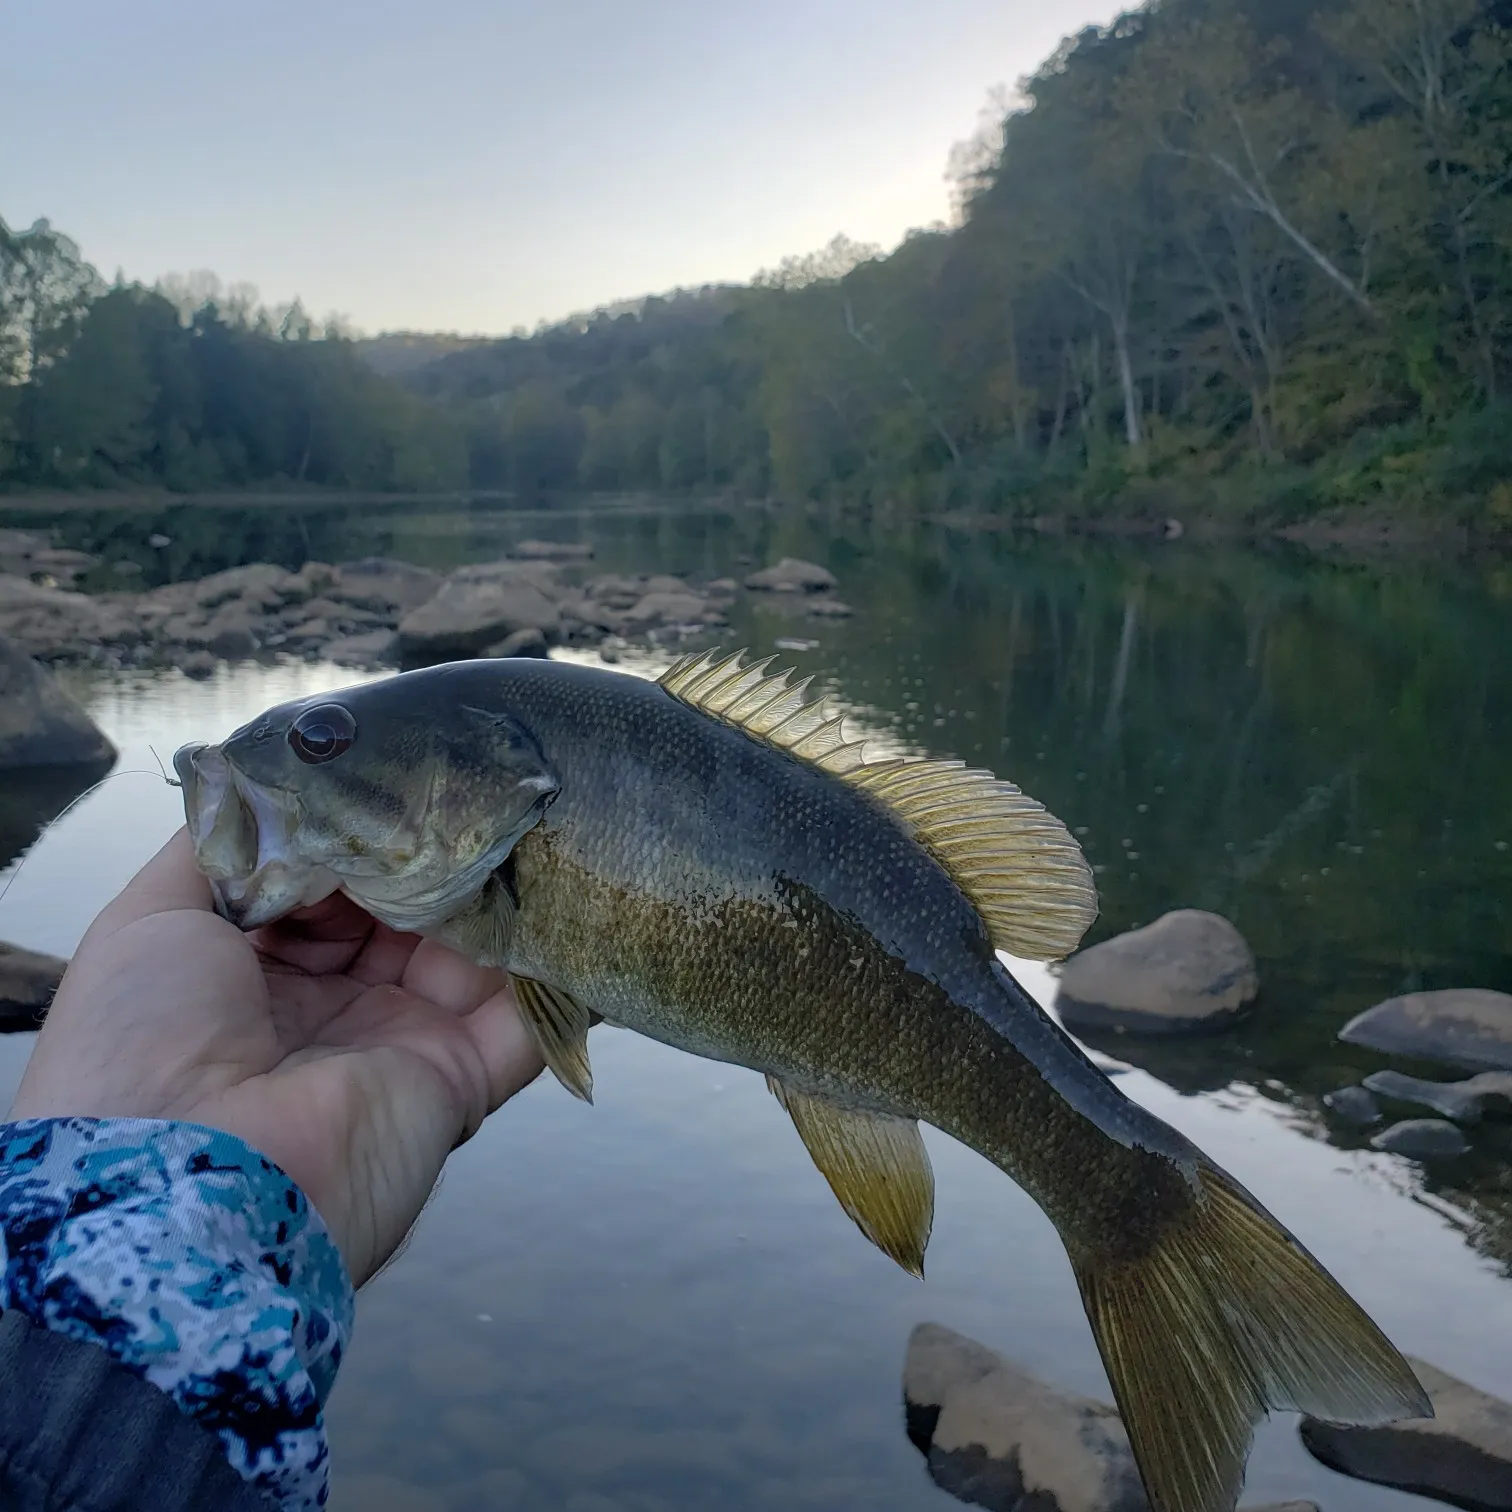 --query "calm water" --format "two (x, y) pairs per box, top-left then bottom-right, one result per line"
(2, 497), (1511, 1512)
